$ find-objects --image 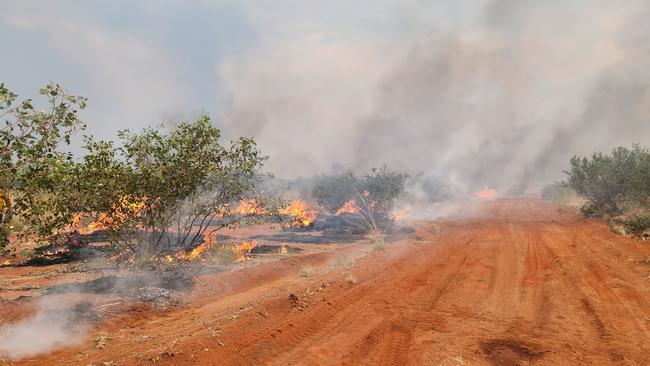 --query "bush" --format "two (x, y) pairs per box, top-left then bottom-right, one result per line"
(312, 167), (408, 232)
(68, 116), (266, 257)
(564, 145), (650, 217)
